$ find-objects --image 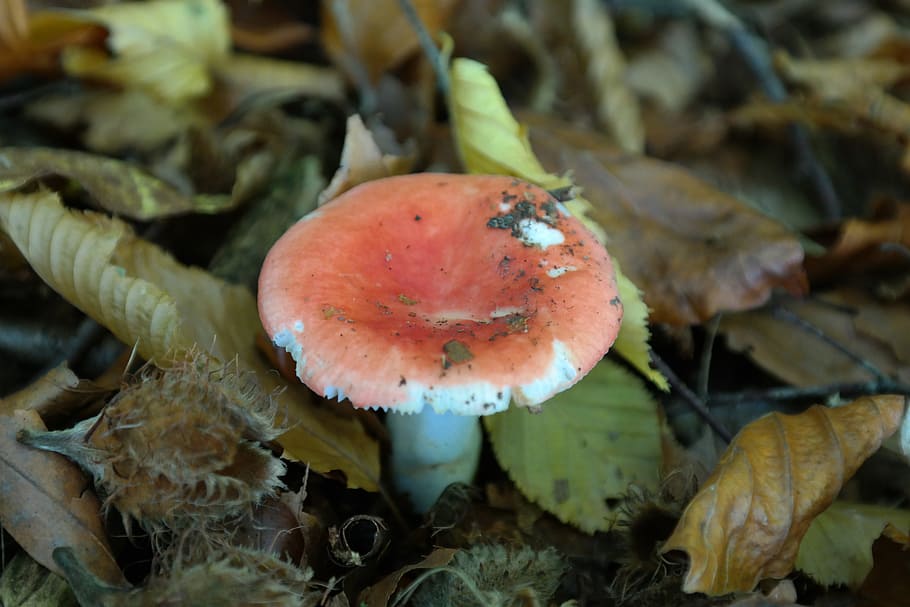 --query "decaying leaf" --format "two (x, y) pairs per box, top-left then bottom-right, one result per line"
(318, 114), (415, 205)
(59, 0), (230, 104)
(0, 409), (126, 587)
(524, 115), (809, 326)
(662, 395), (906, 595)
(796, 501), (910, 588)
(0, 552), (78, 607)
(485, 360), (663, 533)
(0, 190), (380, 491)
(571, 0), (644, 153)
(721, 290), (910, 387)
(321, 0), (457, 84)
(0, 147), (199, 220)
(359, 548), (458, 607)
(448, 56), (666, 389)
